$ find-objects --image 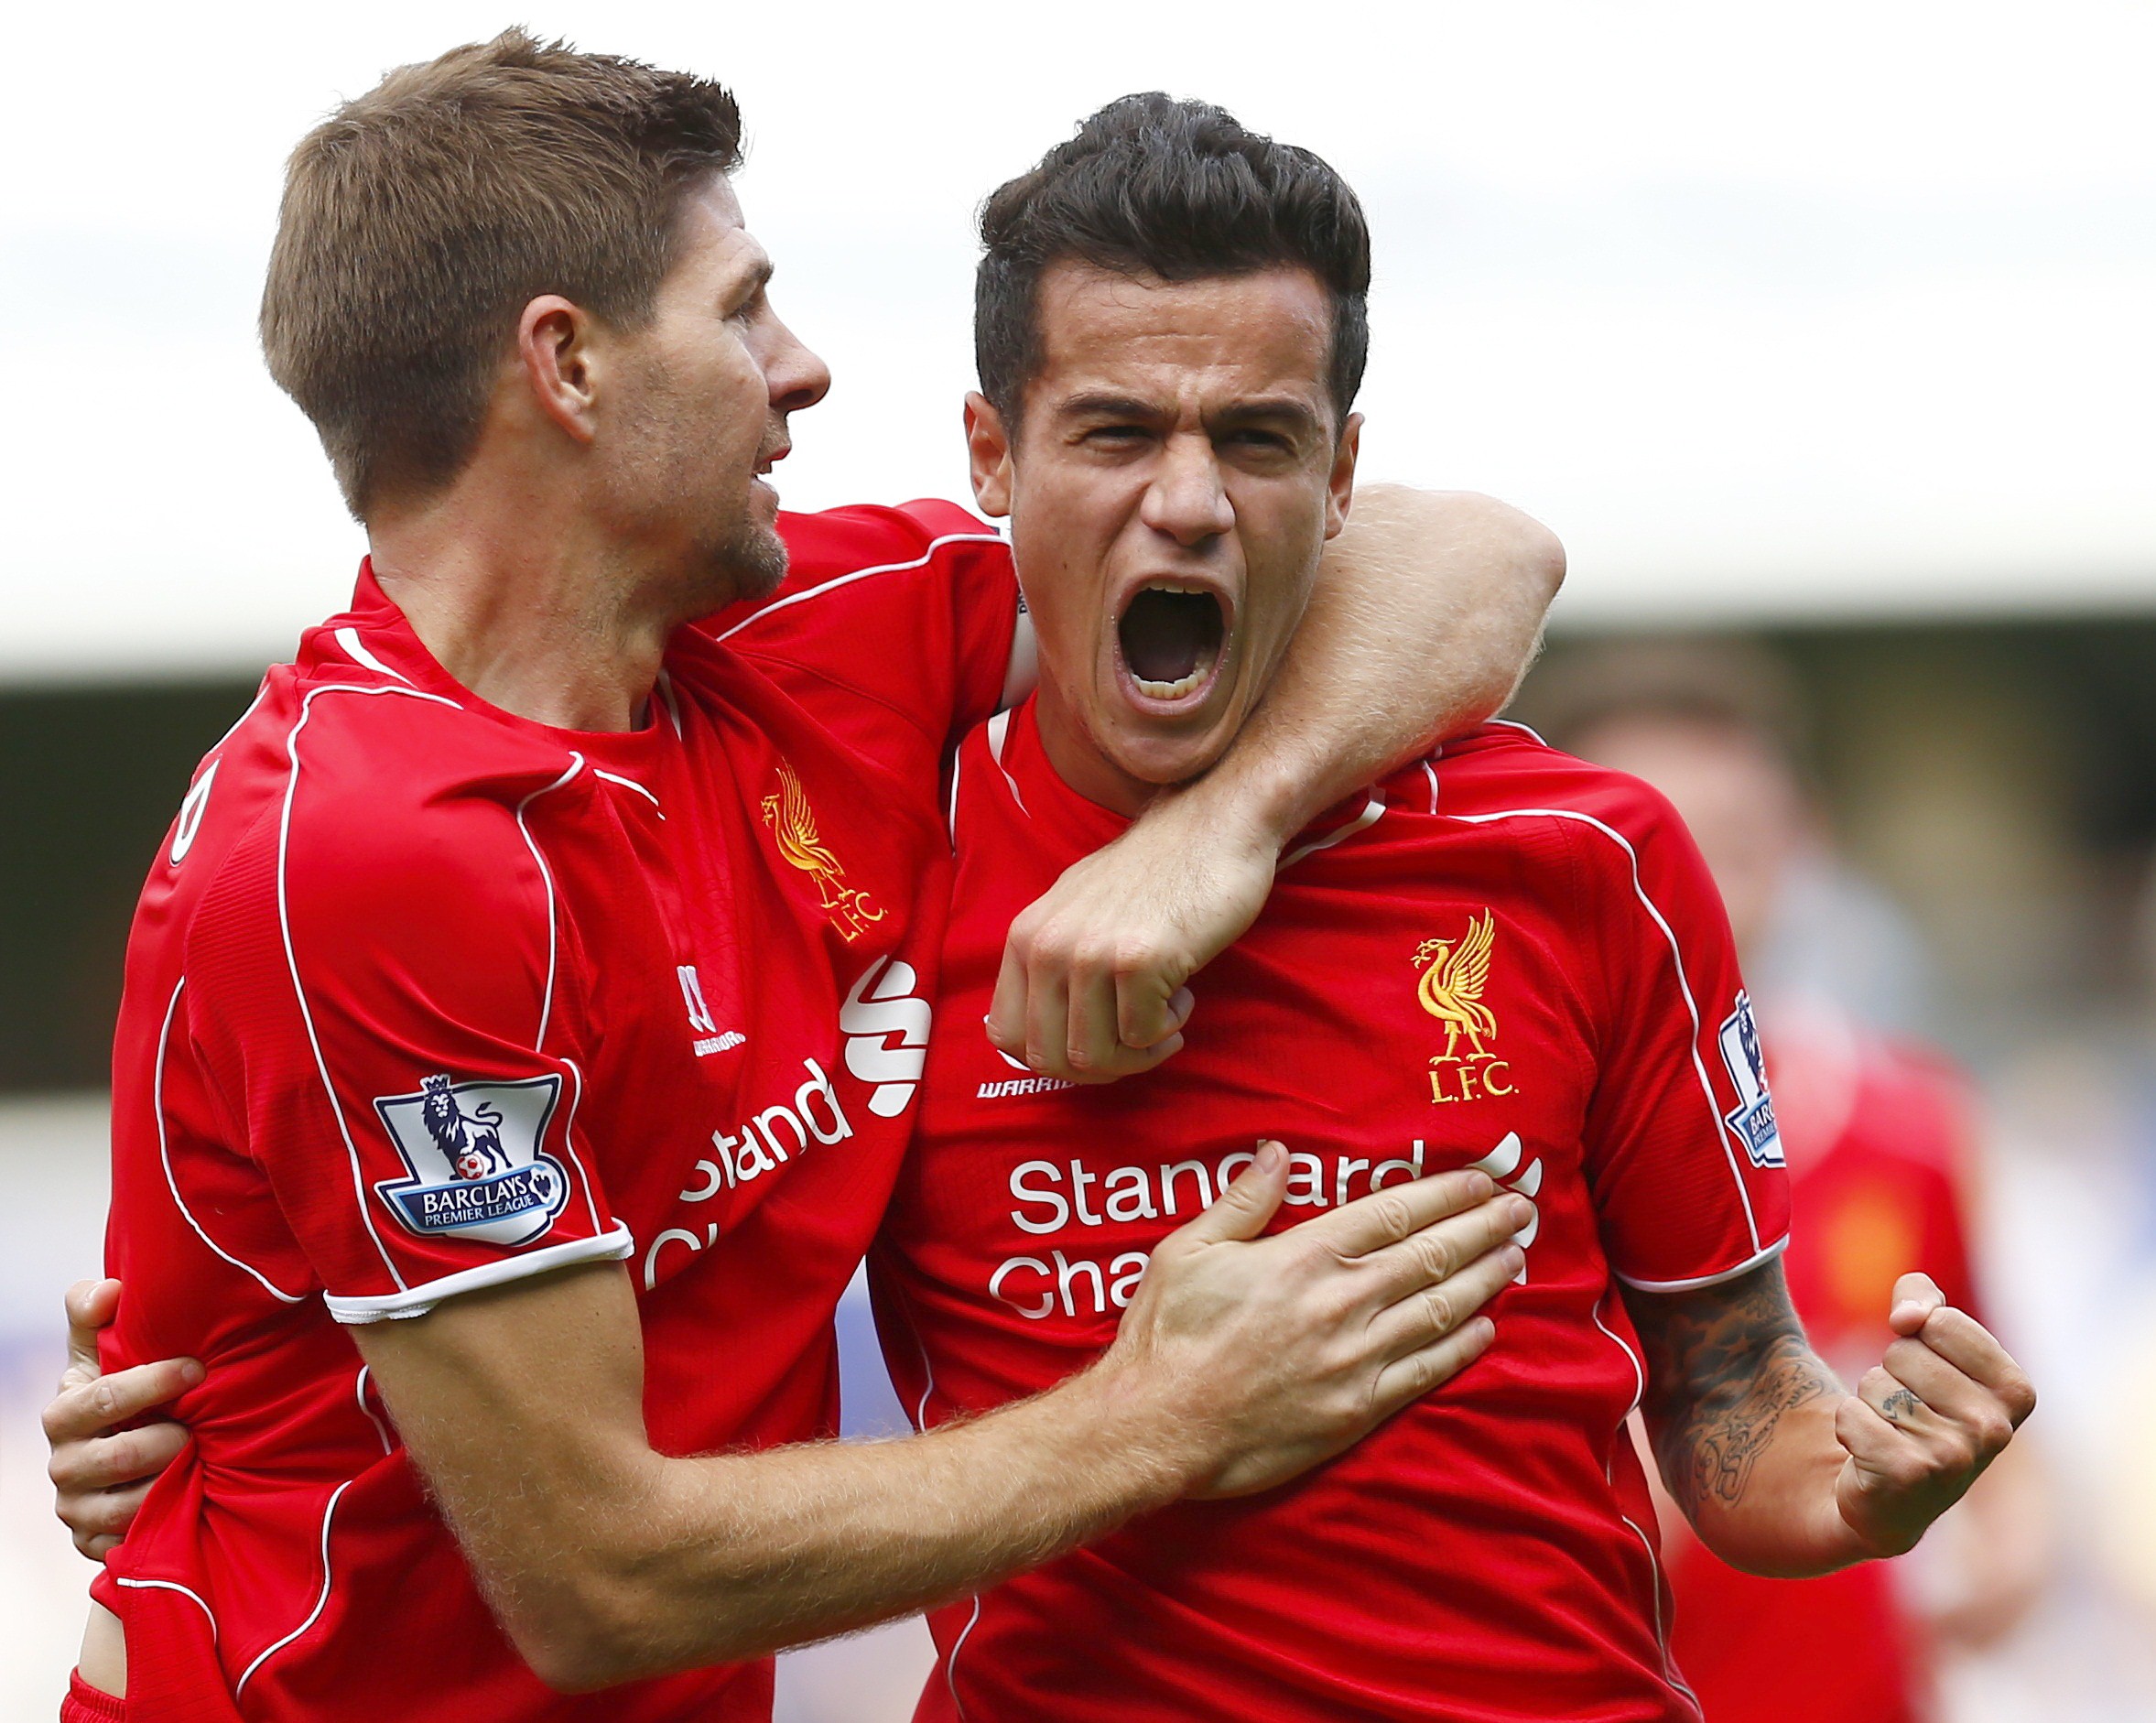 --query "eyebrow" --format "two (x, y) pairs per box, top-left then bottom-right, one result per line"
(1055, 391), (1326, 433)
(724, 255), (775, 309)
